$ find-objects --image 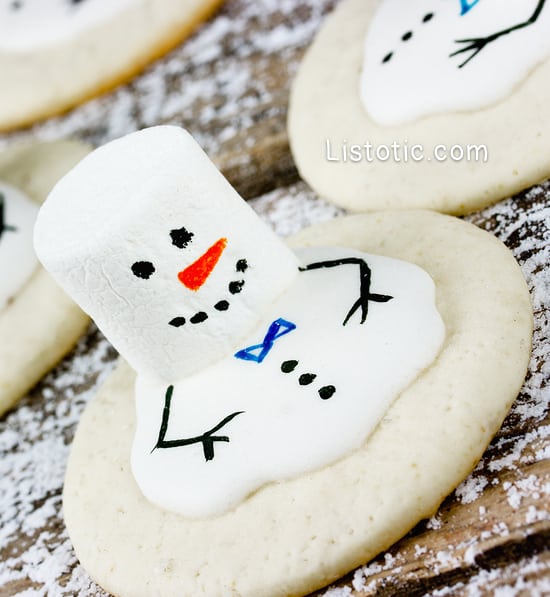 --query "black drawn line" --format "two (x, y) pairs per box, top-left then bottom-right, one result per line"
(153, 385), (244, 461)
(451, 0), (546, 67)
(0, 194), (17, 238)
(299, 258), (393, 325)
